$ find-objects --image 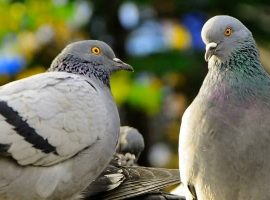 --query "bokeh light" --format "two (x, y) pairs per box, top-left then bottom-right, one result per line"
(119, 2), (139, 29)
